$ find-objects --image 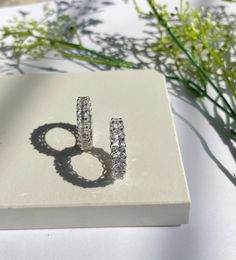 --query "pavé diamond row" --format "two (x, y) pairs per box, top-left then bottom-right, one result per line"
(110, 118), (127, 179)
(76, 96), (93, 150)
